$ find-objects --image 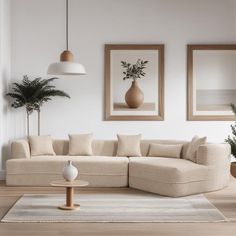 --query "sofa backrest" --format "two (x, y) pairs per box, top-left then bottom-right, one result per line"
(52, 139), (190, 158)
